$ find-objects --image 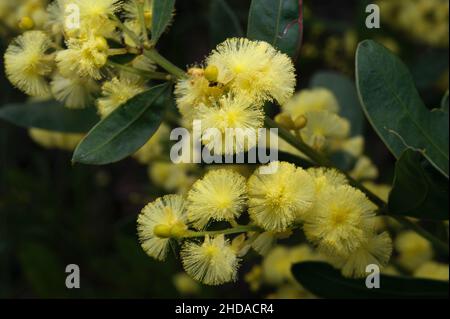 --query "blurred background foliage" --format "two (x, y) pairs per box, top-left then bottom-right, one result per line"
(0, 0), (448, 298)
